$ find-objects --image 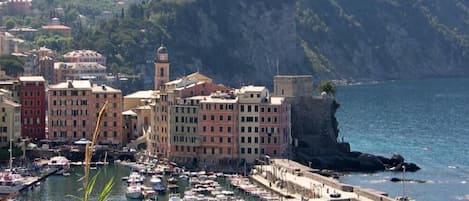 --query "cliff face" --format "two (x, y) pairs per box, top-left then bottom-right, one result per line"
(164, 0), (306, 86)
(156, 0), (468, 86)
